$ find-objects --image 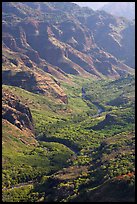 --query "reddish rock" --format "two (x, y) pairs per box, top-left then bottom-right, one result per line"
(2, 90), (34, 133)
